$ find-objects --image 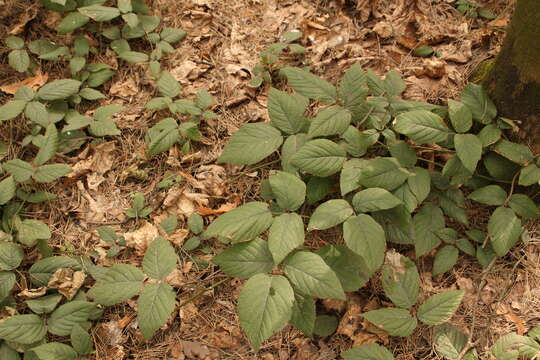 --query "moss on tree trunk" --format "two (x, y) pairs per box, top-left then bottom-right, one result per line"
(484, 0), (540, 150)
